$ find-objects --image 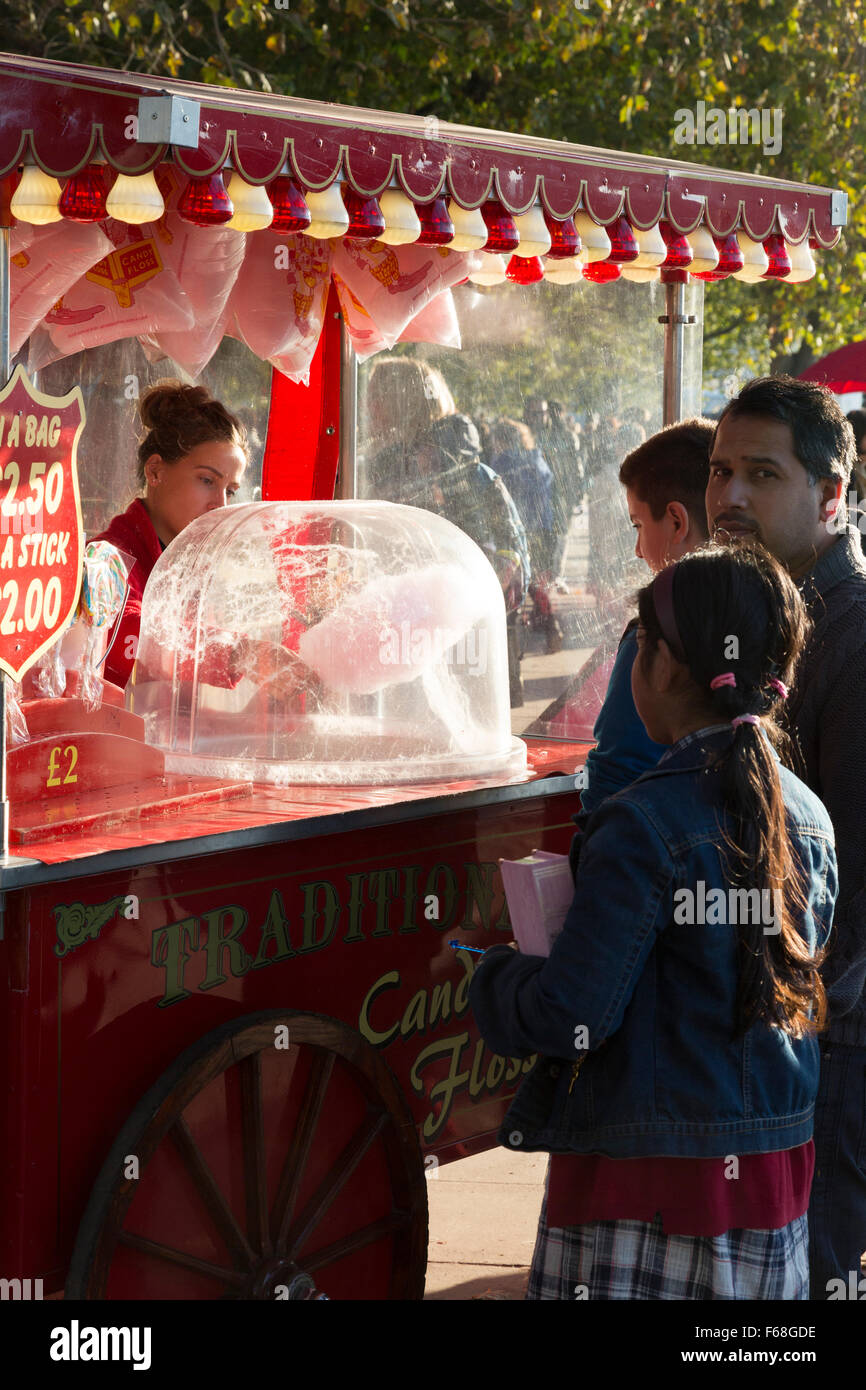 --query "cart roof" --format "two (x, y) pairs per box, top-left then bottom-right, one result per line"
(0, 51), (845, 246)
